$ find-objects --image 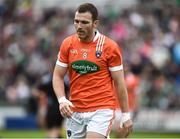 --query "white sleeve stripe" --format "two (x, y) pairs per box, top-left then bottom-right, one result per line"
(109, 65), (123, 71)
(56, 60), (68, 67)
